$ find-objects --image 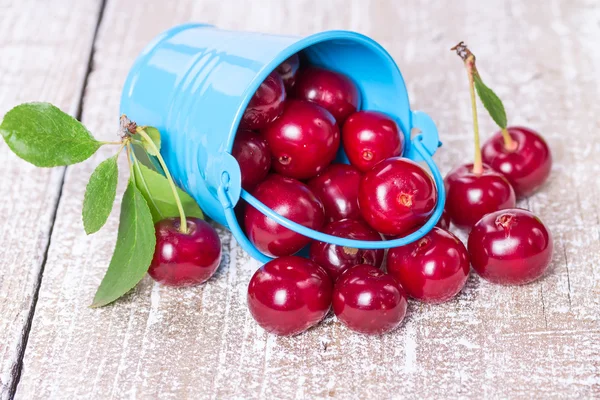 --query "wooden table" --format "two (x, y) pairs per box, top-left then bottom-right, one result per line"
(0, 0), (598, 398)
